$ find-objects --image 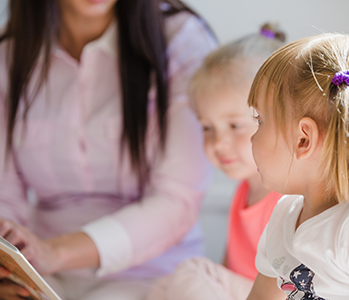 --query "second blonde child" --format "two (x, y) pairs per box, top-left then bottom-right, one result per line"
(147, 24), (285, 300)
